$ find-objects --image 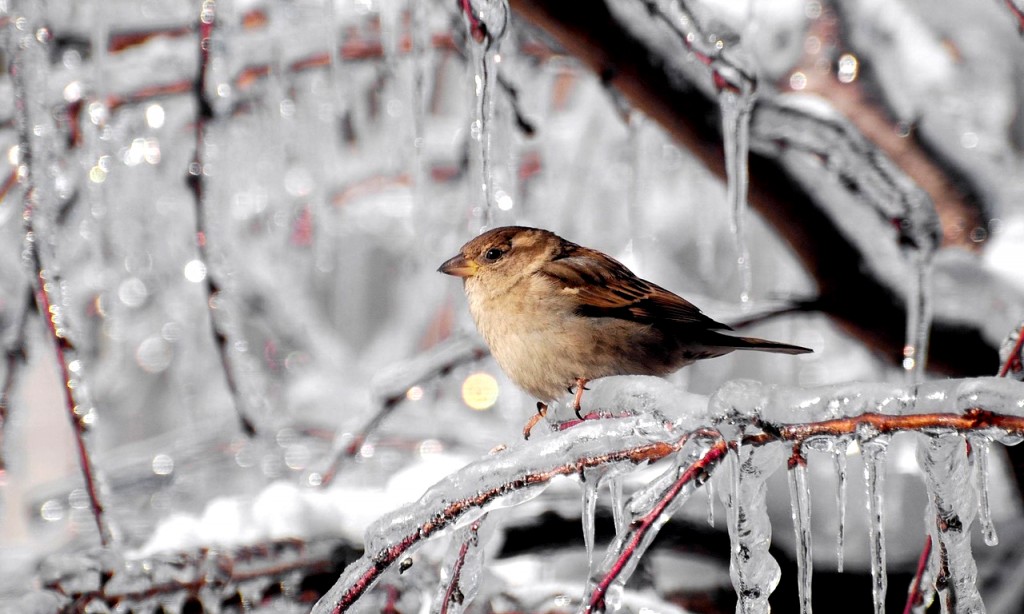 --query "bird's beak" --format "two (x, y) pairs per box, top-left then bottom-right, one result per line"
(438, 254), (478, 278)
